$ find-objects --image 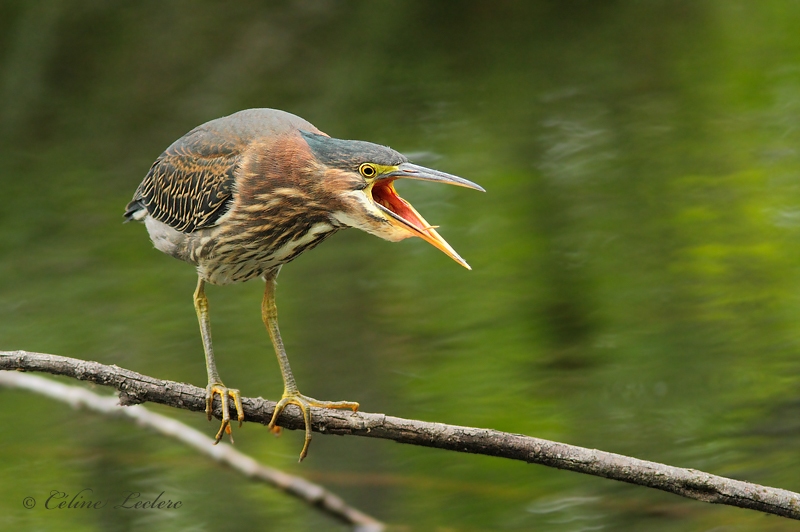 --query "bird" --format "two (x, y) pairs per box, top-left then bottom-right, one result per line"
(124, 108), (484, 460)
